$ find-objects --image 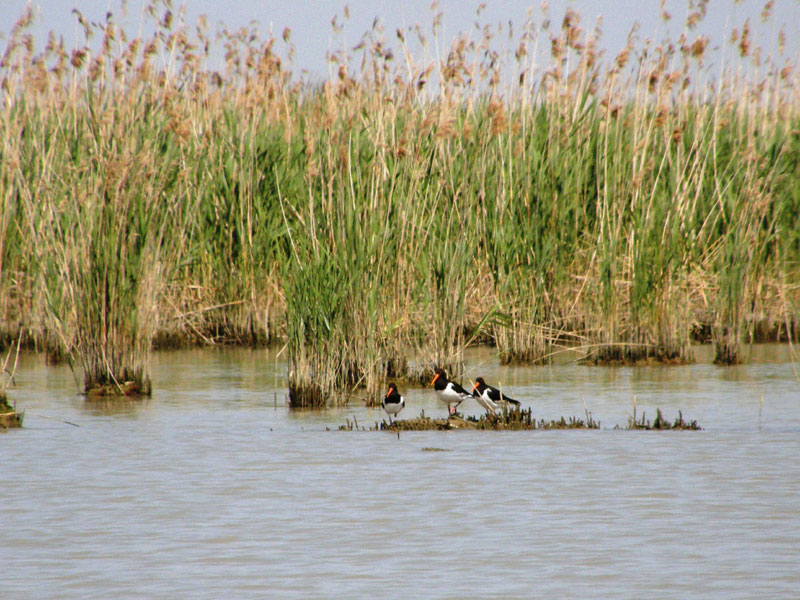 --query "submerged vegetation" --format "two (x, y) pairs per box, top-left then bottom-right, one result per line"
(1, 1), (799, 401)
